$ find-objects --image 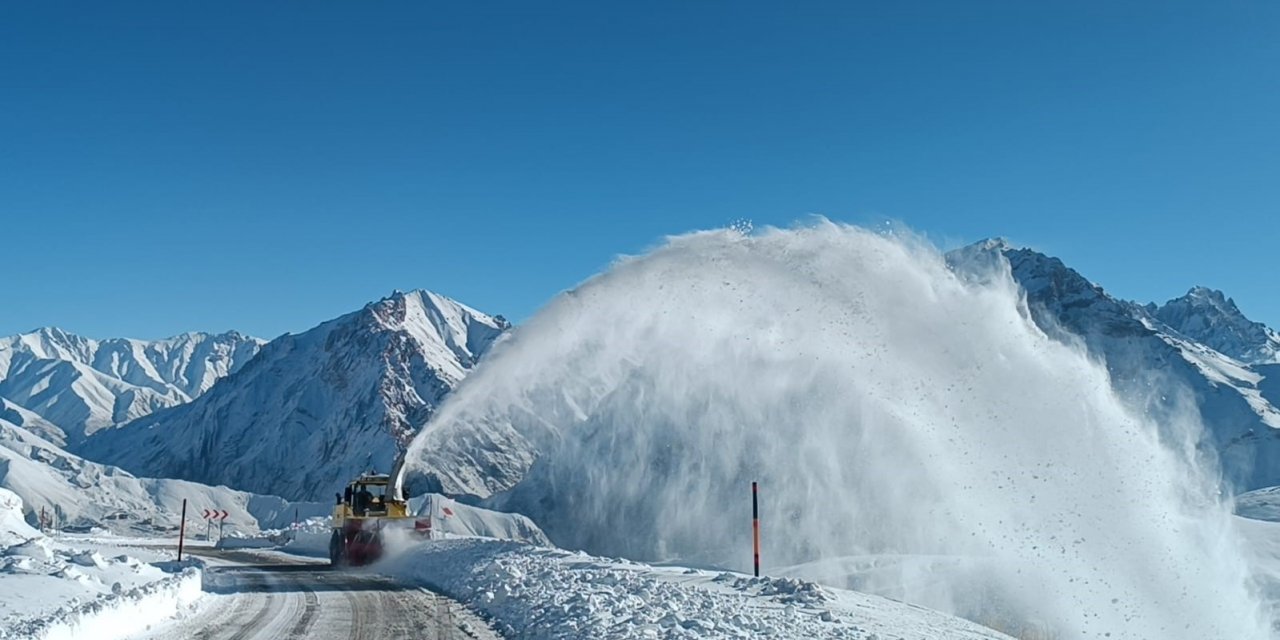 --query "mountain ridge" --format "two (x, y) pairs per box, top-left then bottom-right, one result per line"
(1150, 286), (1280, 365)
(79, 289), (510, 501)
(0, 328), (264, 444)
(950, 240), (1280, 489)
